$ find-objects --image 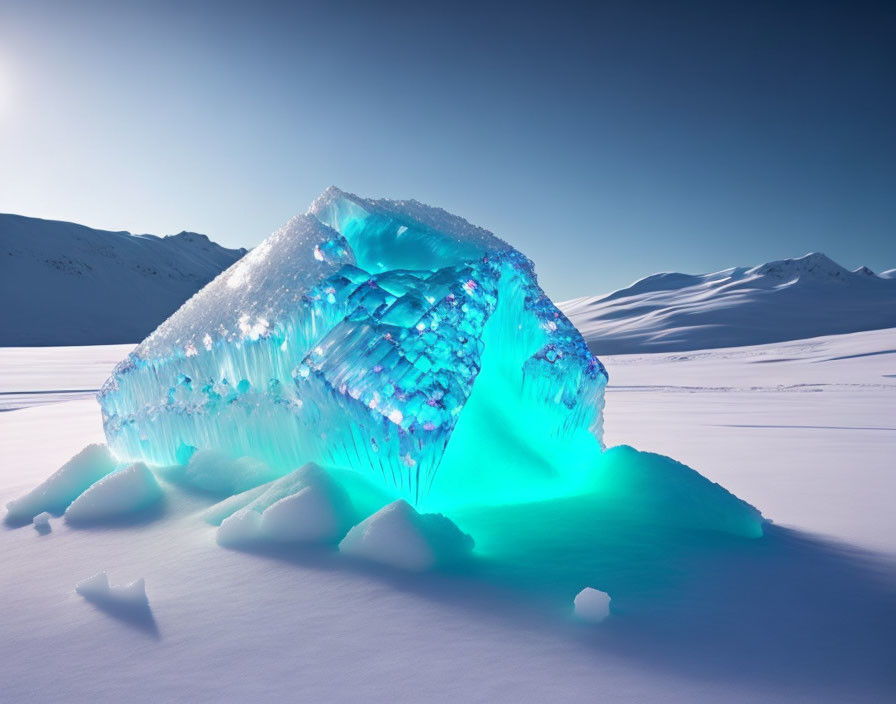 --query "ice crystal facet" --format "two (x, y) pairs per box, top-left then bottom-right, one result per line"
(99, 188), (608, 505)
